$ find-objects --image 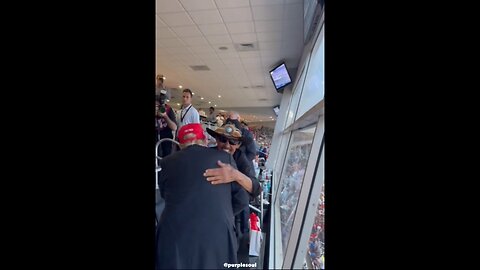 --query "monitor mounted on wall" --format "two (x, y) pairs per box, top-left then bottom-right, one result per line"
(269, 62), (292, 92)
